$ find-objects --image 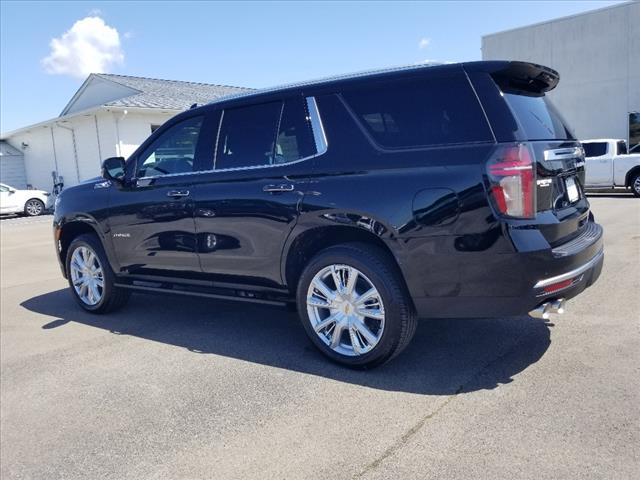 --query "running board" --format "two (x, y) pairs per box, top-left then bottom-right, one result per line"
(114, 282), (291, 306)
